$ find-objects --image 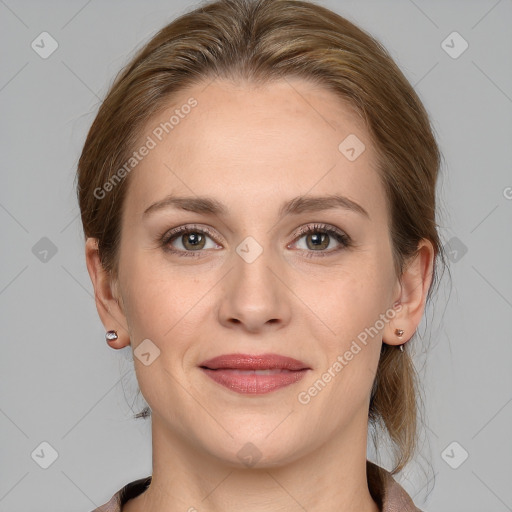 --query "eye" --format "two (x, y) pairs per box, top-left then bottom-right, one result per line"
(160, 222), (352, 258)
(161, 224), (221, 257)
(289, 223), (351, 257)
